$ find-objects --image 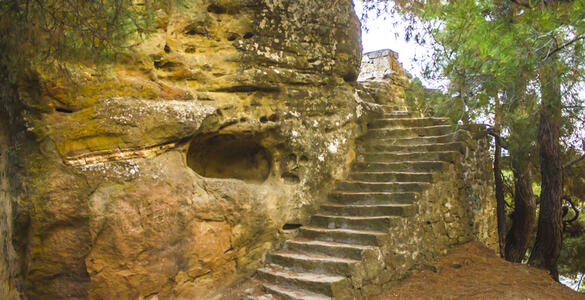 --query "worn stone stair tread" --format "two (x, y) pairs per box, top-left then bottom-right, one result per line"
(362, 142), (464, 153)
(328, 191), (417, 204)
(285, 238), (375, 260)
(258, 265), (346, 284)
(371, 117), (448, 121)
(272, 250), (360, 264)
(330, 191), (418, 196)
(368, 124), (452, 131)
(314, 213), (398, 221)
(349, 171), (433, 176)
(322, 202), (411, 209)
(337, 180), (430, 185)
(358, 151), (459, 163)
(301, 226), (387, 236)
(354, 160), (450, 169)
(359, 150), (457, 156)
(262, 283), (331, 300)
(363, 133), (458, 143)
(288, 238), (375, 251)
(347, 171), (433, 183)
